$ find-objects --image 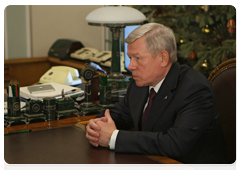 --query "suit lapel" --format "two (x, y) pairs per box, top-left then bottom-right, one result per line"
(145, 62), (180, 131)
